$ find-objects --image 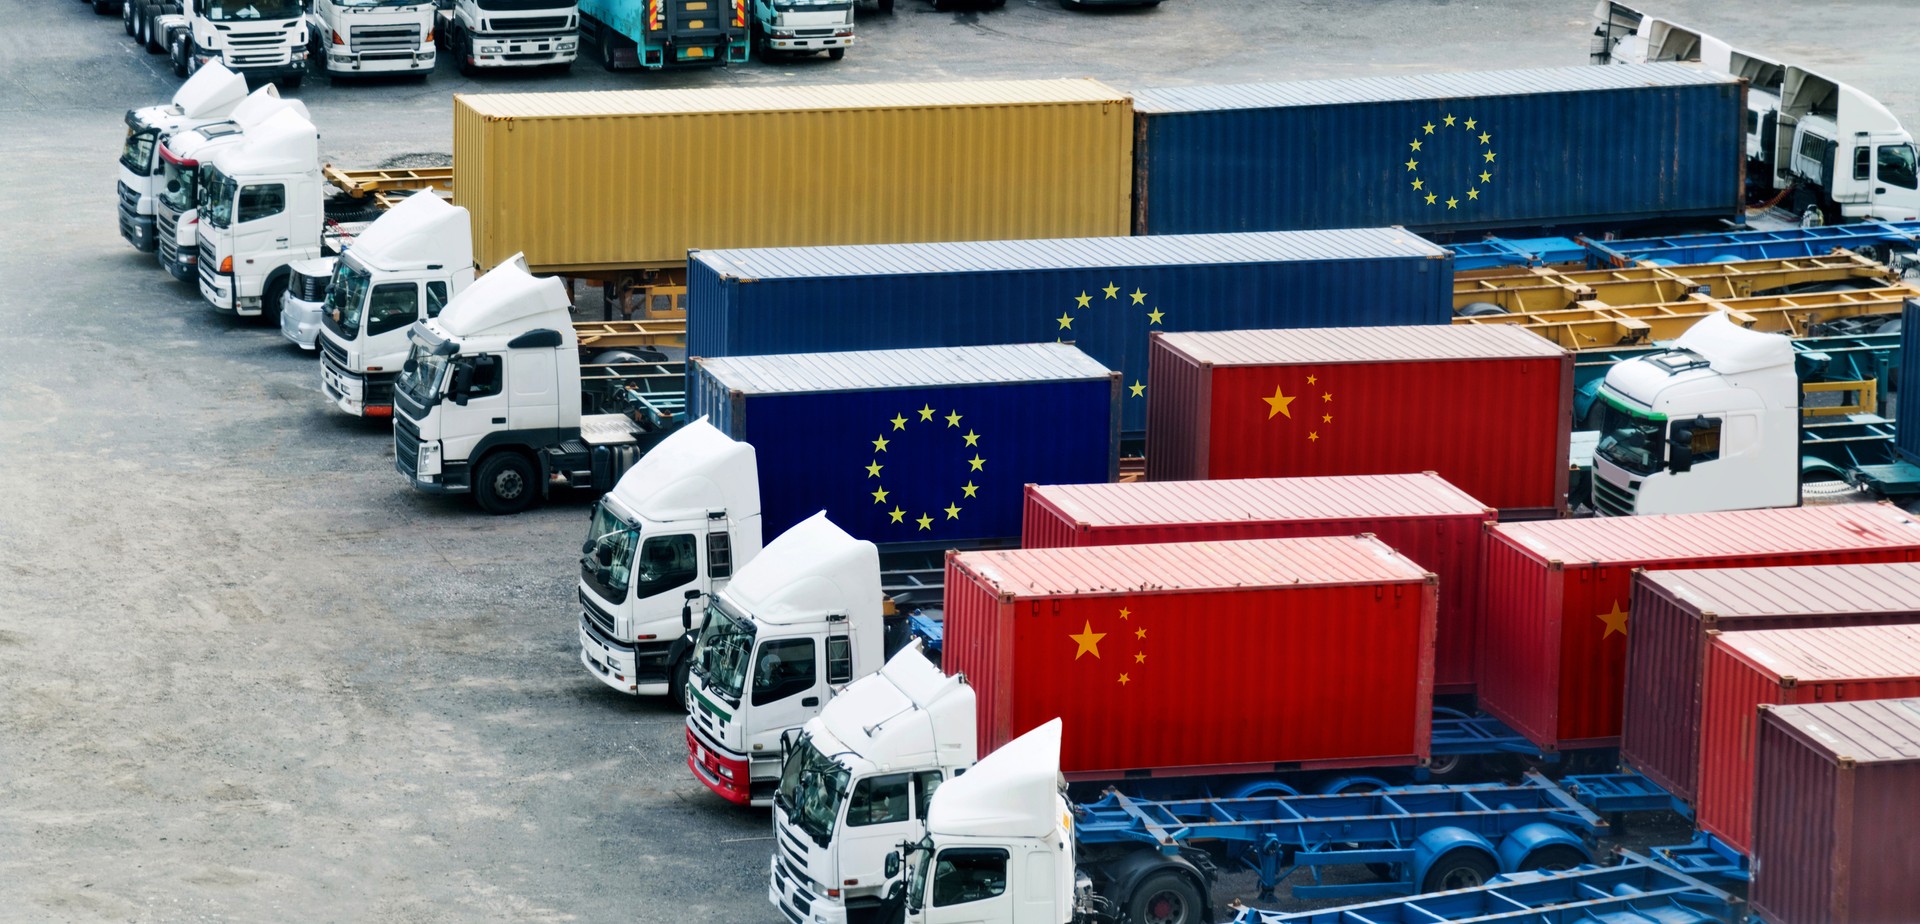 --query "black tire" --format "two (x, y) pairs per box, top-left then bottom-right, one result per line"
(827, 47), (844, 60)
(124, 0), (136, 35)
(669, 654), (693, 712)
(93, 0), (117, 17)
(144, 6), (166, 52)
(1519, 844), (1588, 873)
(457, 32), (478, 76)
(260, 276), (289, 325)
(282, 72), (302, 89)
(1420, 849), (1498, 892)
(310, 37), (327, 75)
(1422, 752), (1476, 785)
(170, 35), (190, 76)
(878, 0), (892, 9)
(599, 33), (618, 71)
(1125, 871), (1201, 924)
(473, 452), (539, 515)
